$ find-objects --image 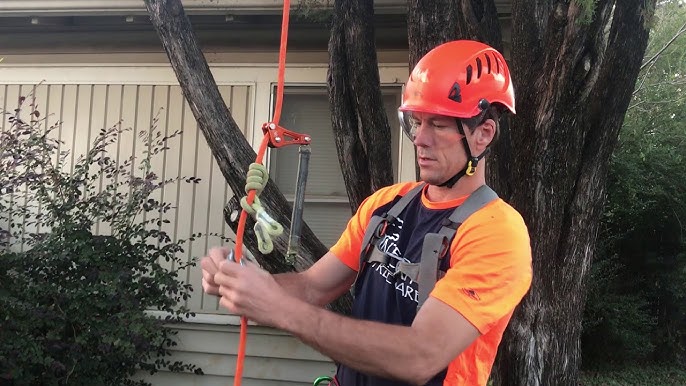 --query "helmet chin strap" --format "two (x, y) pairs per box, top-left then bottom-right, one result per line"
(437, 117), (488, 189)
